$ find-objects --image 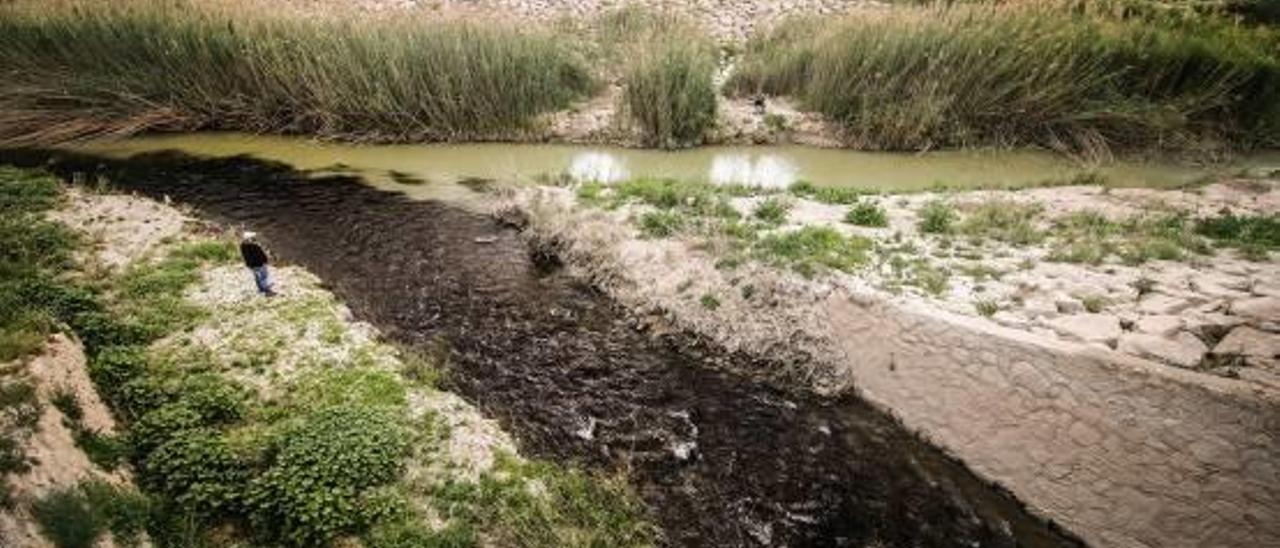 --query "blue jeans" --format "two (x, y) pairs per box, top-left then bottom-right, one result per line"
(251, 266), (275, 295)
